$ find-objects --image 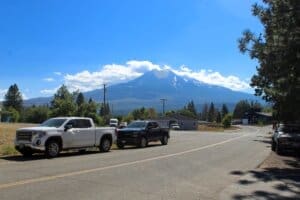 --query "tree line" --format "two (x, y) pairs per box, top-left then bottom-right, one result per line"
(1, 83), (265, 128)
